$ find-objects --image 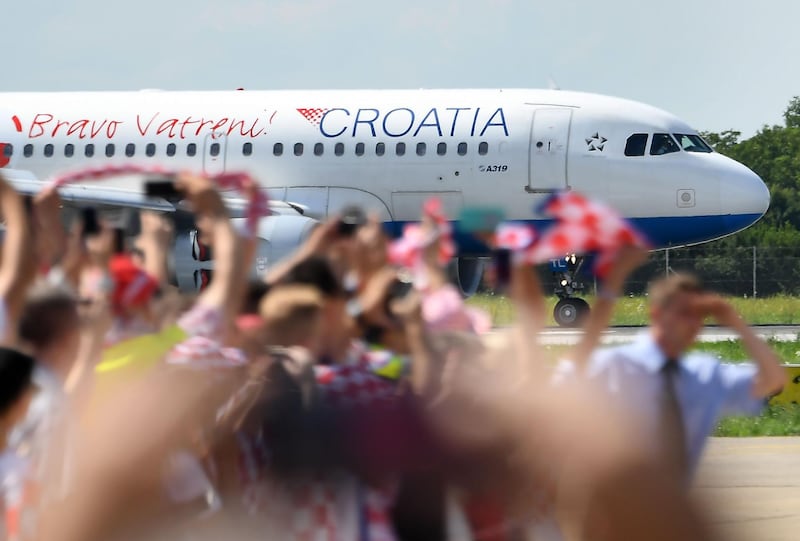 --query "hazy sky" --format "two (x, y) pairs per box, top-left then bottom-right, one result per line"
(4, 0), (798, 138)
